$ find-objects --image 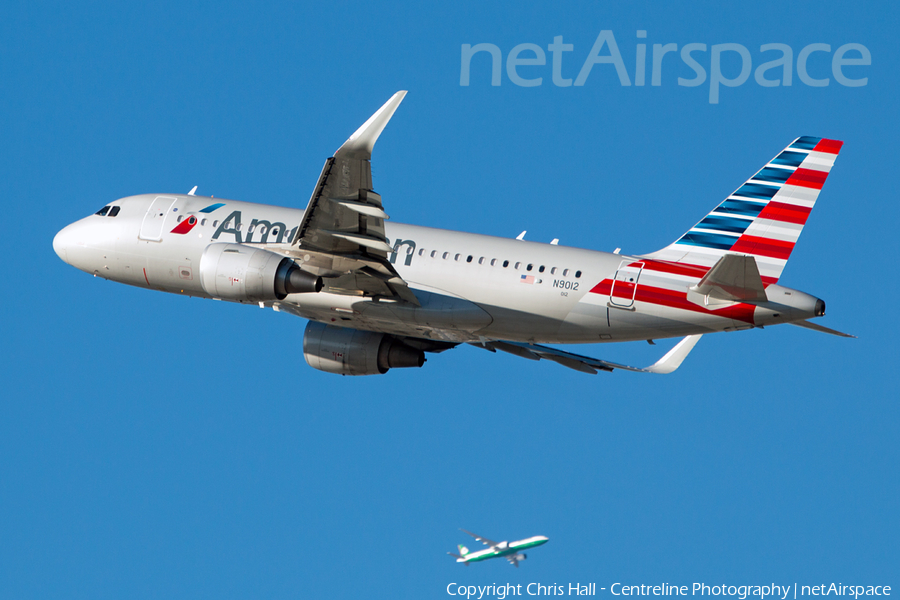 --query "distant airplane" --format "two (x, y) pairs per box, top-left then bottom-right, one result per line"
(53, 91), (853, 376)
(448, 530), (549, 568)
